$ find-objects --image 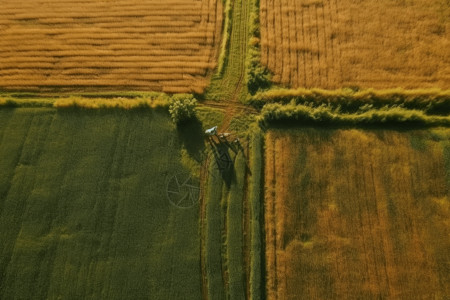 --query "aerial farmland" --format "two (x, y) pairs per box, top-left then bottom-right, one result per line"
(0, 0), (449, 299)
